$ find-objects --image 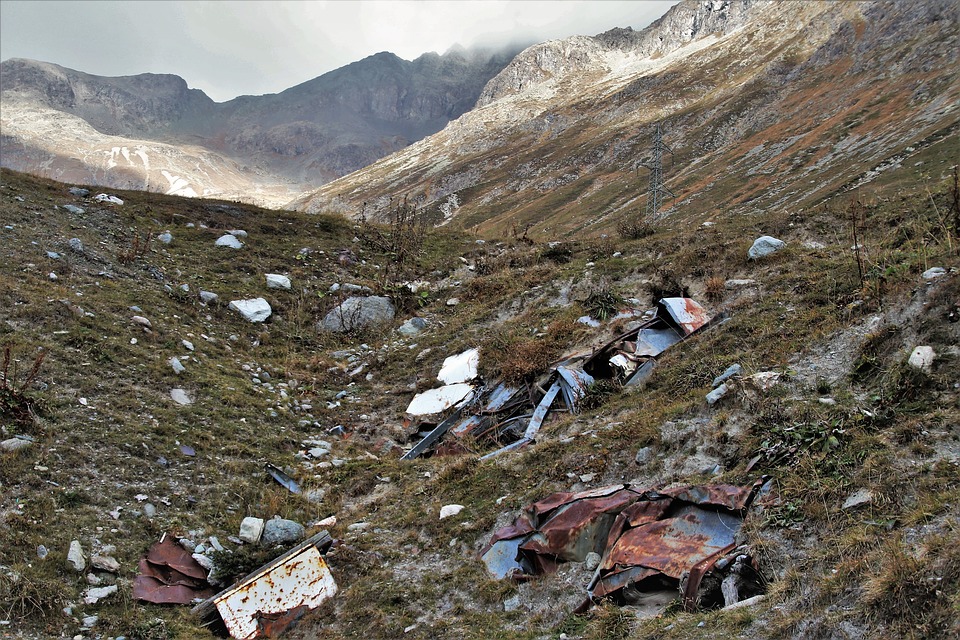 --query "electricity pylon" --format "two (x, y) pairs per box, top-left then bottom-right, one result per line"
(643, 121), (674, 219)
